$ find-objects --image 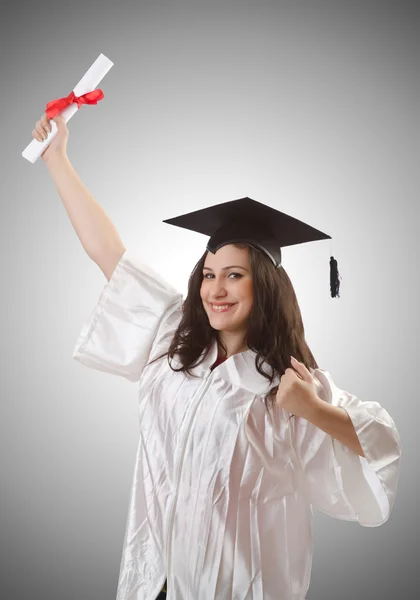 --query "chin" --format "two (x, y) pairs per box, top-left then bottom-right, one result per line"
(209, 319), (247, 332)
